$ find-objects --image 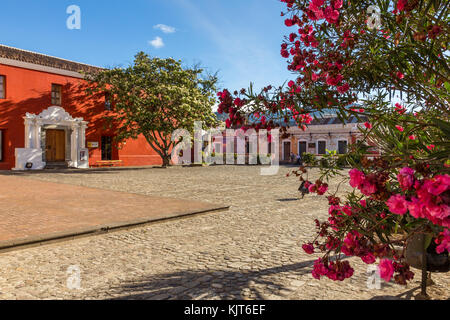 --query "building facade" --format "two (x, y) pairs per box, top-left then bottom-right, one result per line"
(280, 115), (366, 162)
(215, 113), (373, 163)
(0, 45), (161, 170)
